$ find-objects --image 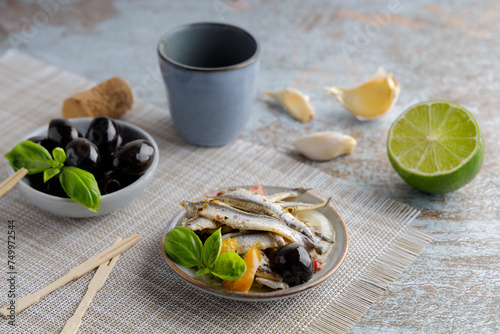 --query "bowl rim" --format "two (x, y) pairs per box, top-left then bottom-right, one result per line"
(160, 185), (350, 301)
(6, 117), (160, 203)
